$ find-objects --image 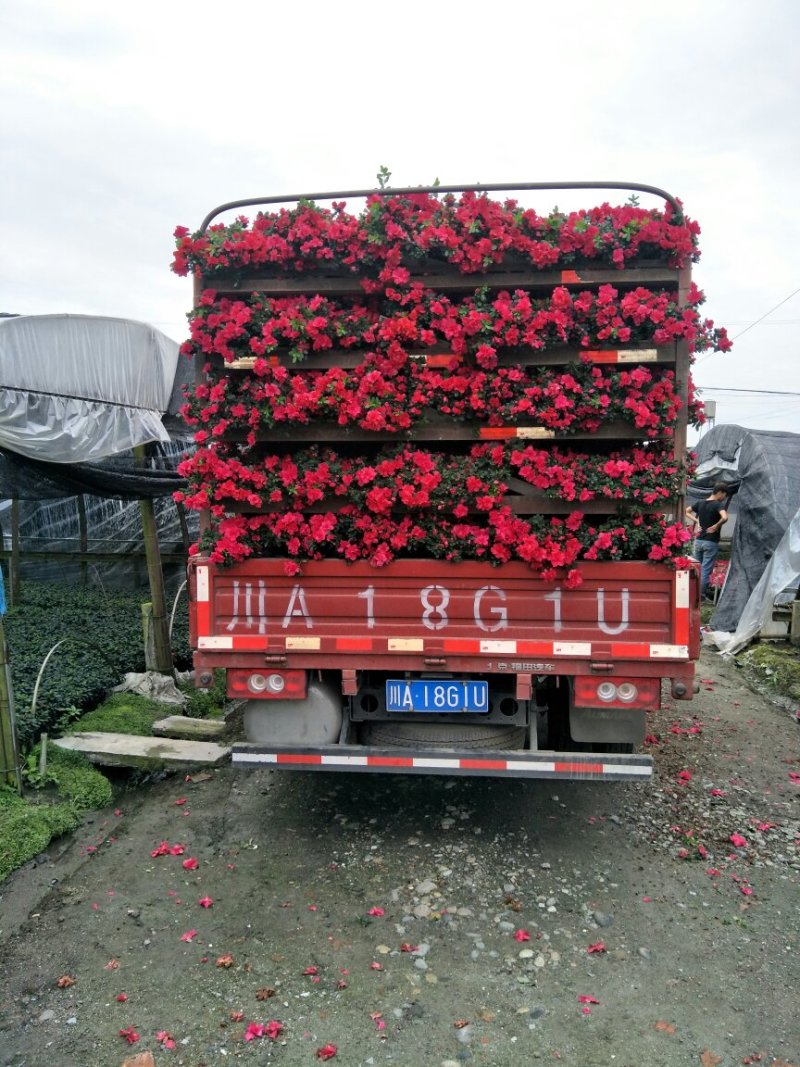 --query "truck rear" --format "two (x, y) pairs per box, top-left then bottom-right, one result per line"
(173, 181), (730, 780)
